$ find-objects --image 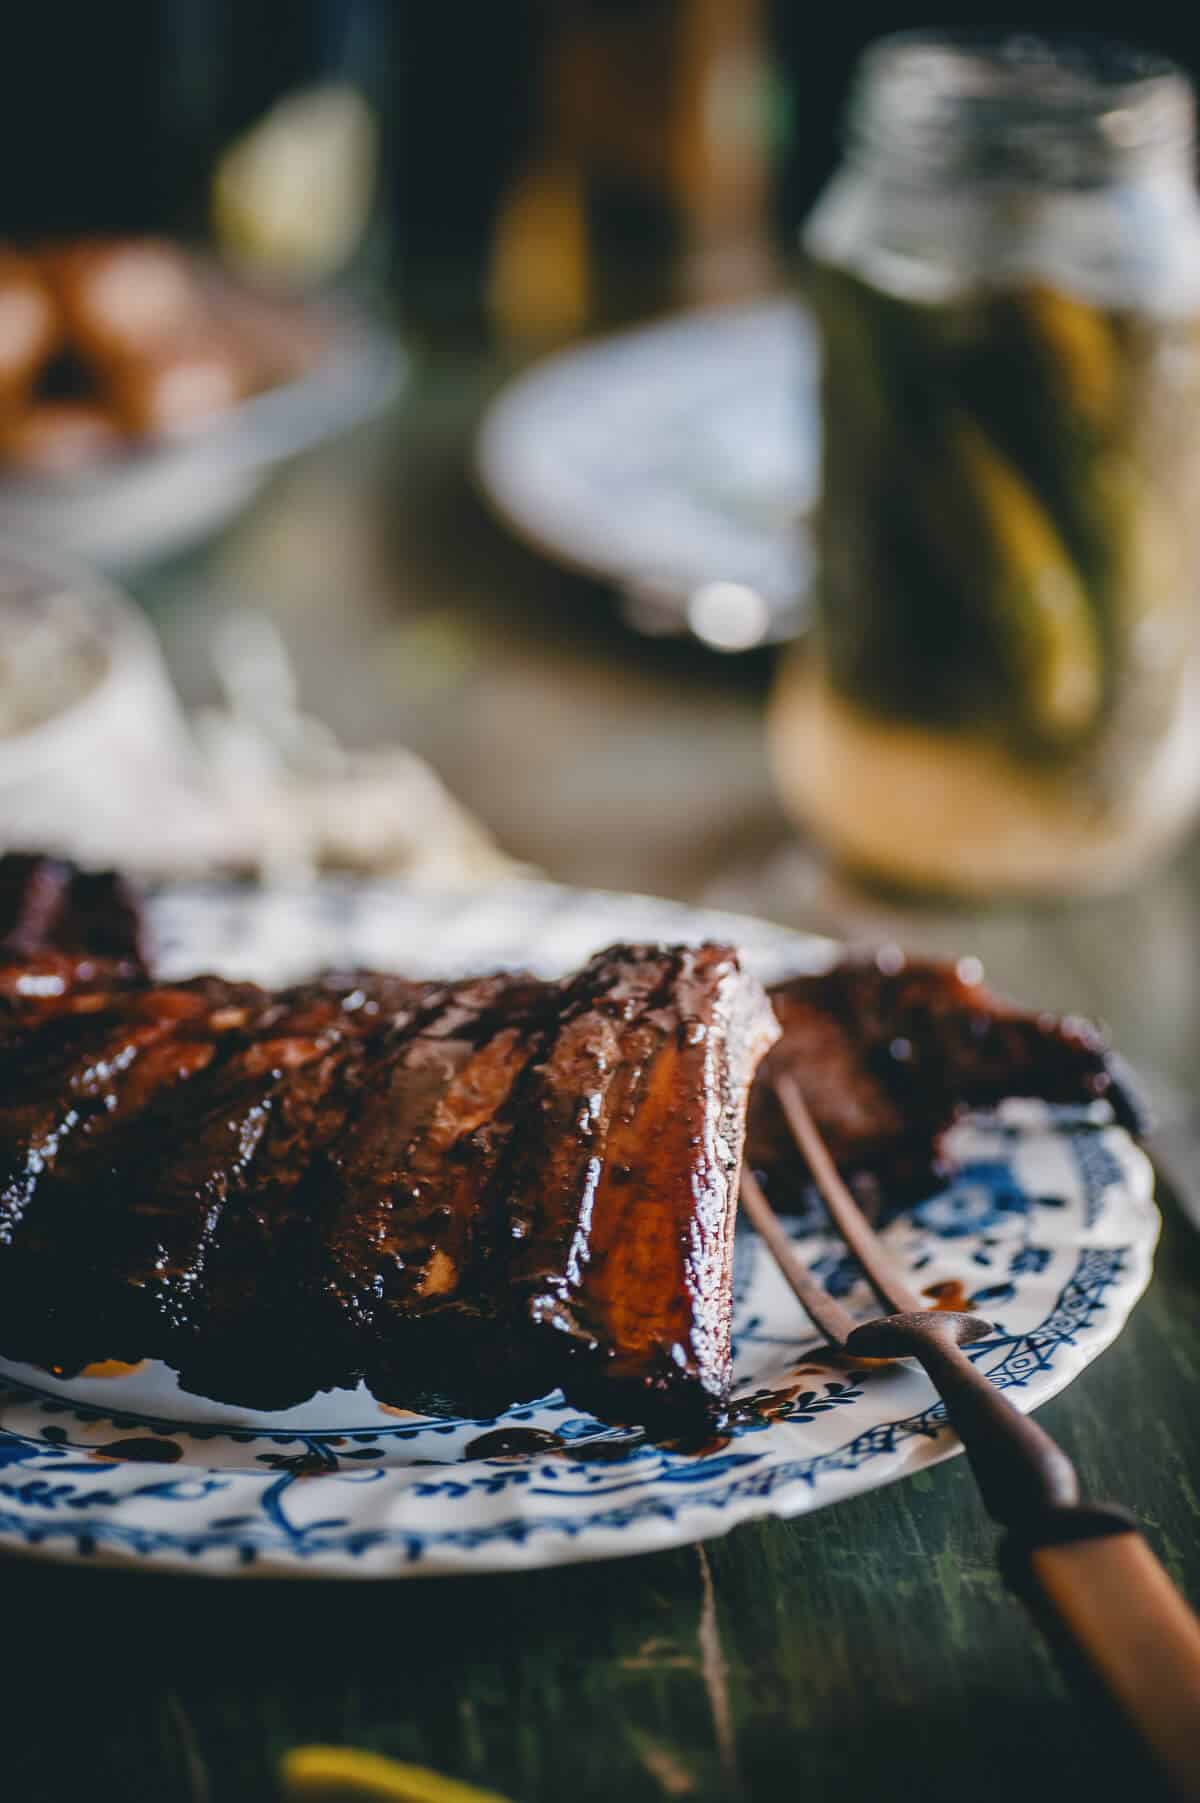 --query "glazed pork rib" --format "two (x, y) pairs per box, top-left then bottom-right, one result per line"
(0, 917), (778, 1434)
(0, 855), (1147, 1429)
(0, 849), (148, 973)
(747, 951), (1147, 1216)
(500, 943), (774, 1431)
